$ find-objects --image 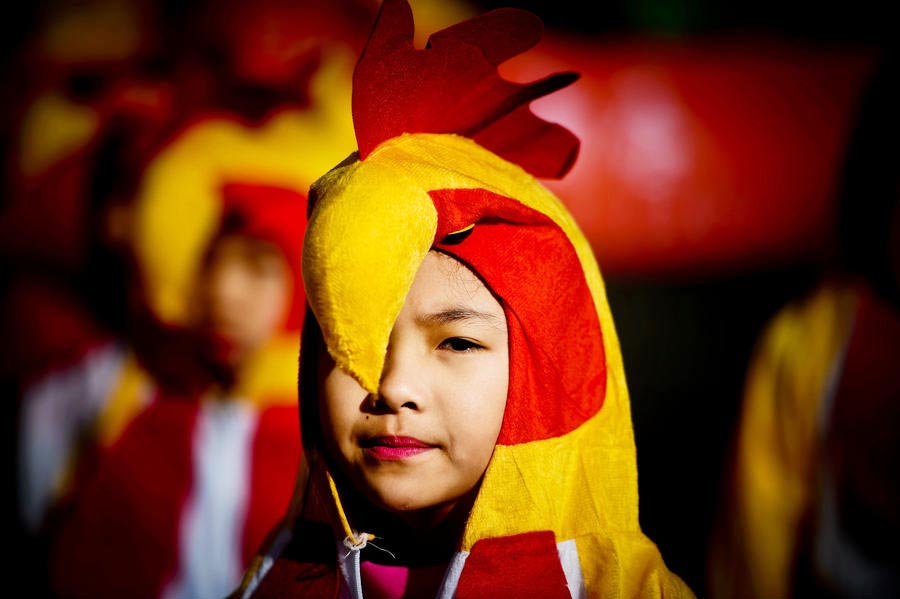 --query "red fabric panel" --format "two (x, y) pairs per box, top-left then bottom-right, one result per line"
(430, 188), (605, 445)
(241, 403), (303, 565)
(352, 0), (579, 179)
(49, 397), (199, 599)
(455, 530), (572, 599)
